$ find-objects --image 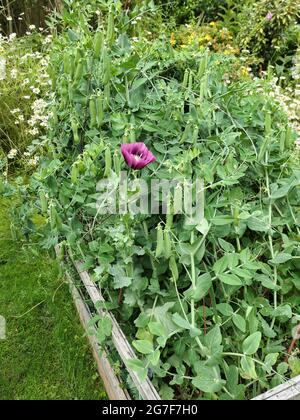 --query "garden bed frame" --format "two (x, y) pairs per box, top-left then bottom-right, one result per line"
(55, 246), (160, 400)
(56, 246), (300, 401)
